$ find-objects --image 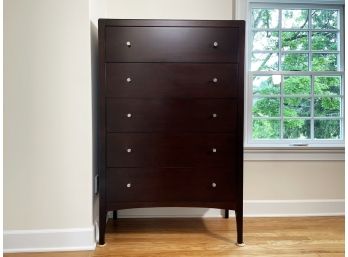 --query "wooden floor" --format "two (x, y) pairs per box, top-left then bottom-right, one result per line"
(5, 216), (344, 257)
